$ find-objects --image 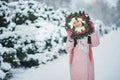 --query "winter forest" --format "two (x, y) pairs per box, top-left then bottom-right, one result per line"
(0, 0), (120, 80)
